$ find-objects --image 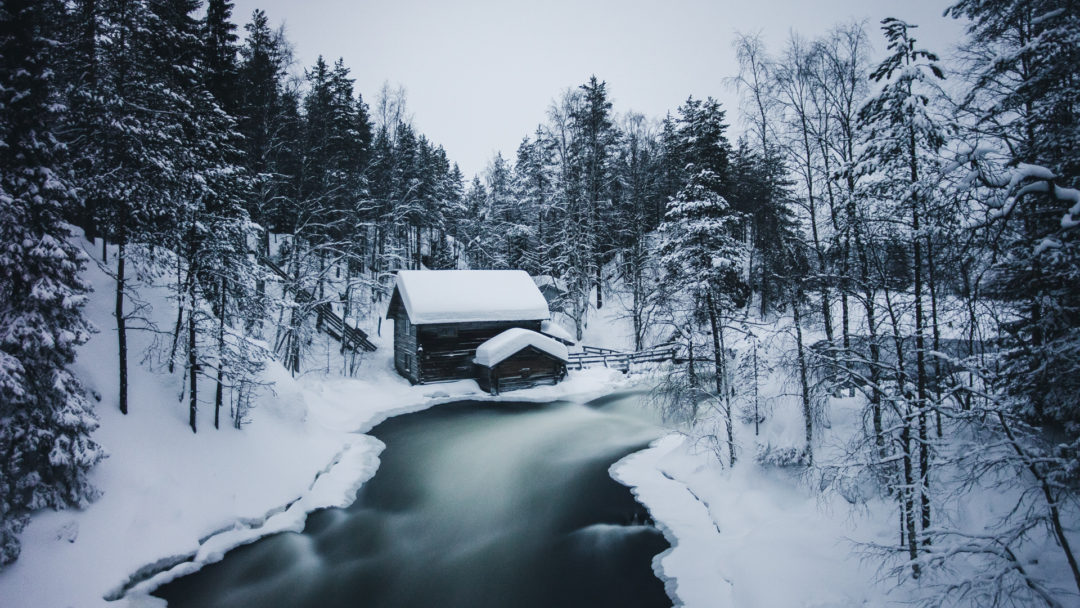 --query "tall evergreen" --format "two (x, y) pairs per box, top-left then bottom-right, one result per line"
(859, 17), (948, 577)
(0, 0), (104, 566)
(656, 167), (747, 465)
(571, 76), (618, 308)
(949, 0), (1080, 433)
(674, 96), (732, 194)
(727, 139), (797, 314)
(237, 9), (292, 253)
(202, 0), (239, 113)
